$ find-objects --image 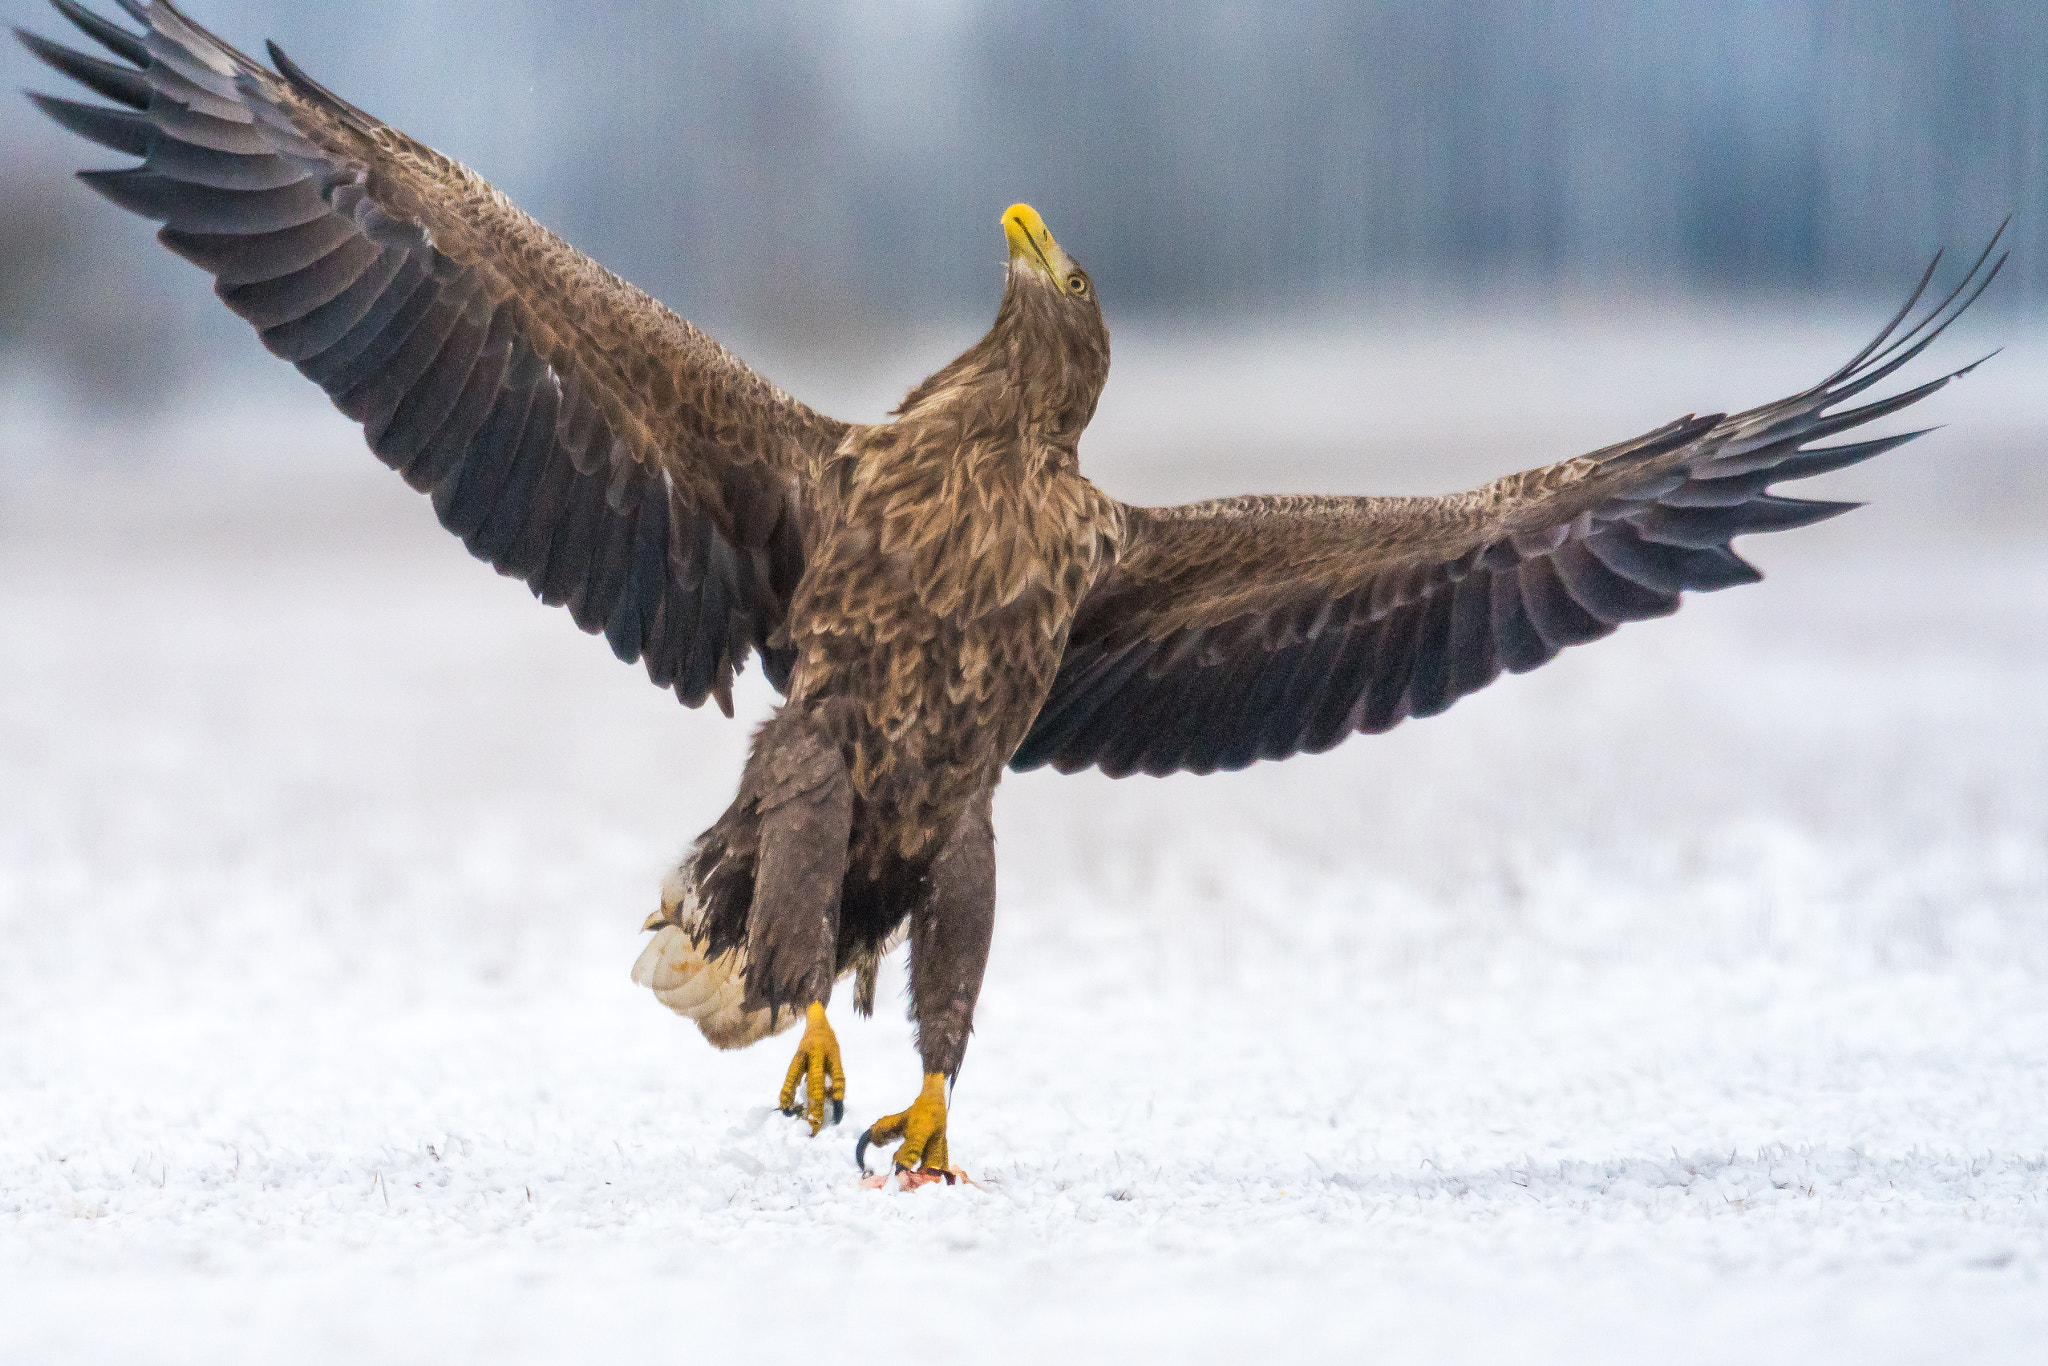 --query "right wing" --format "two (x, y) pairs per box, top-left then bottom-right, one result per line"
(21, 0), (849, 710)
(1015, 234), (2003, 777)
